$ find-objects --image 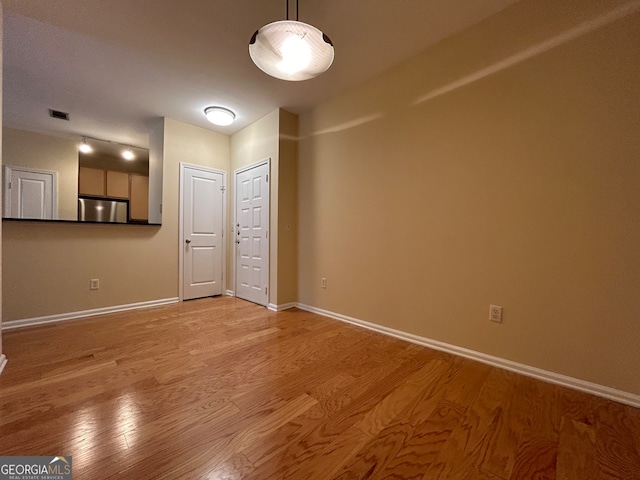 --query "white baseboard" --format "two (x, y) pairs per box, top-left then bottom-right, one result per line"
(2, 297), (180, 331)
(267, 302), (297, 312)
(278, 302), (297, 311)
(225, 290), (235, 297)
(0, 354), (7, 376)
(296, 303), (640, 409)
